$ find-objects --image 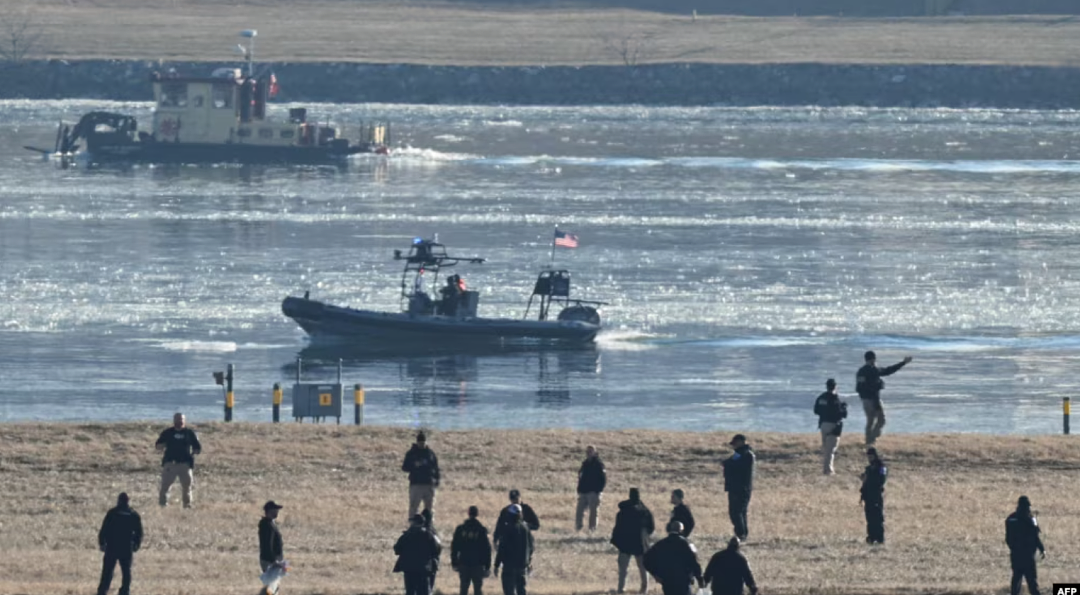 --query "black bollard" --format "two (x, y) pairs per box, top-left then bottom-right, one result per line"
(272, 382), (282, 423)
(224, 363), (234, 422)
